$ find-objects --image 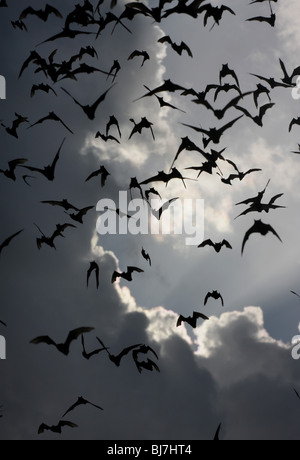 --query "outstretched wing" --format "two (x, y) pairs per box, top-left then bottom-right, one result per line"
(198, 239), (214, 249)
(127, 266), (144, 275)
(0, 229), (24, 255)
(30, 335), (57, 346)
(64, 327), (95, 351)
(221, 239), (232, 249)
